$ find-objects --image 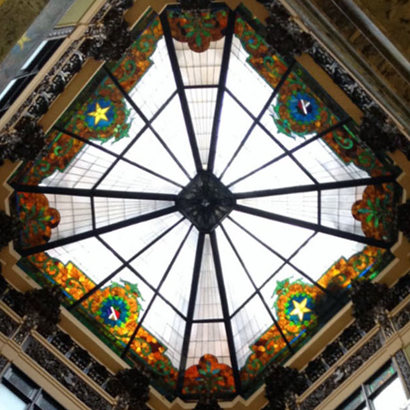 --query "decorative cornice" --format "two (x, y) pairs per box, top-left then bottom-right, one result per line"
(0, 118), (46, 164)
(264, 364), (307, 410)
(350, 280), (389, 332)
(194, 394), (222, 409)
(81, 7), (133, 62)
(106, 368), (150, 410)
(265, 0), (314, 59)
(358, 106), (410, 160)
